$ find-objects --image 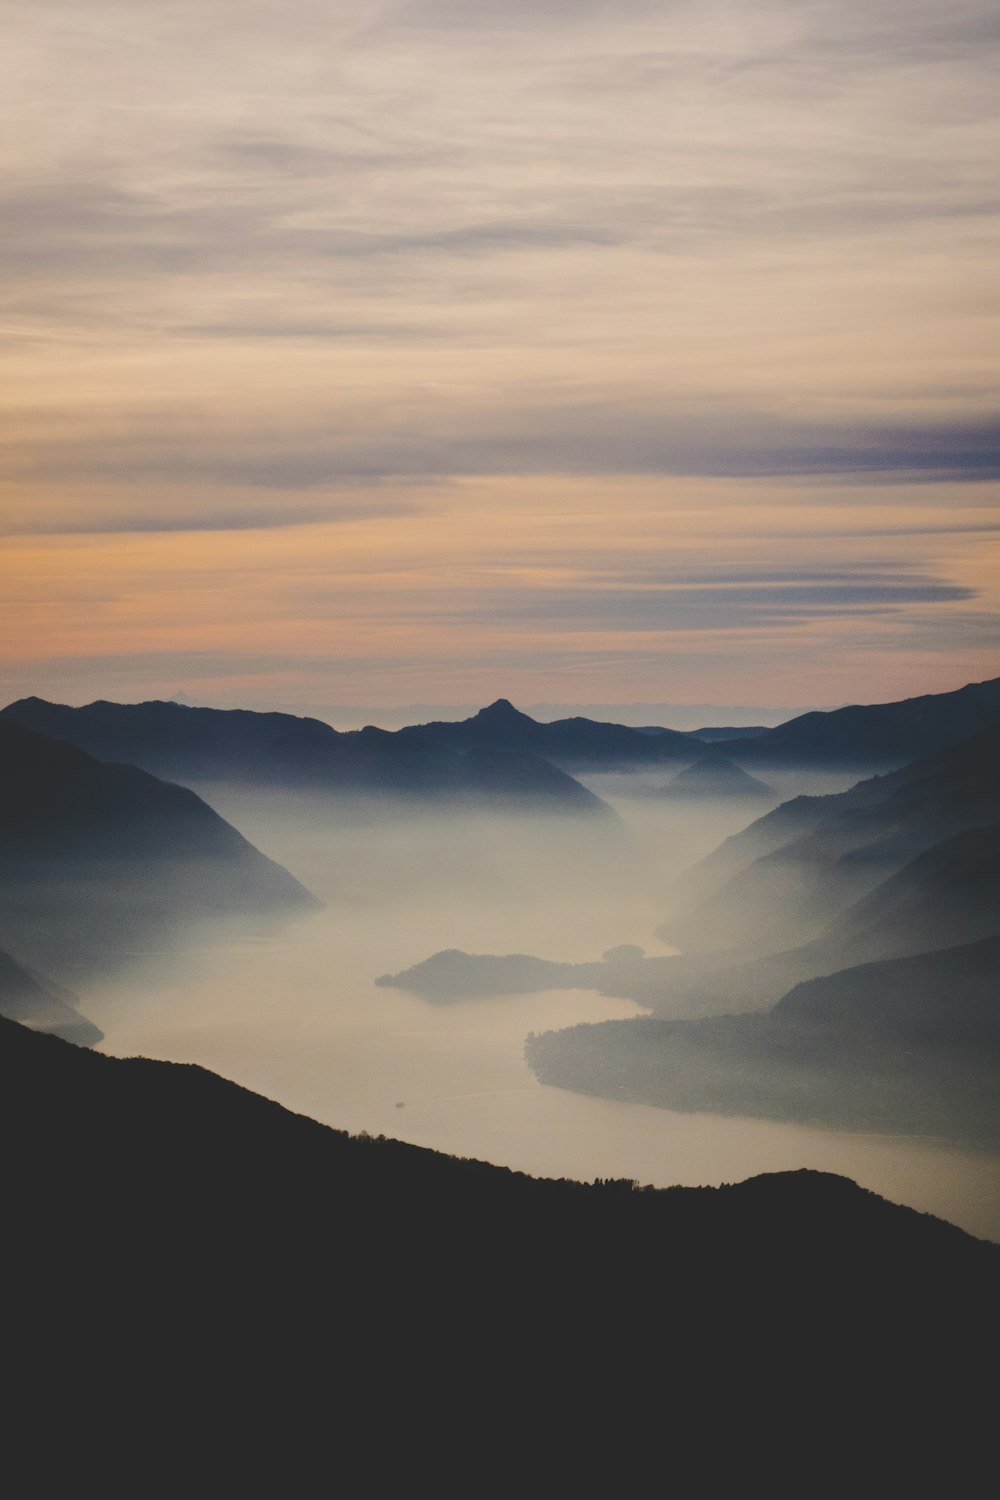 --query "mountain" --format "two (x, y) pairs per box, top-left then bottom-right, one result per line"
(719, 673), (1000, 770)
(663, 727), (1000, 955)
(449, 745), (614, 815)
(0, 718), (318, 978)
(375, 749), (1000, 1017)
(3, 1011), (997, 1487)
(641, 813), (1000, 1021)
(656, 751), (776, 801)
(815, 818), (1000, 967)
(0, 947), (101, 1044)
(398, 697), (697, 769)
(526, 935), (1000, 1146)
(772, 934), (1000, 1049)
(0, 696), (614, 815)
